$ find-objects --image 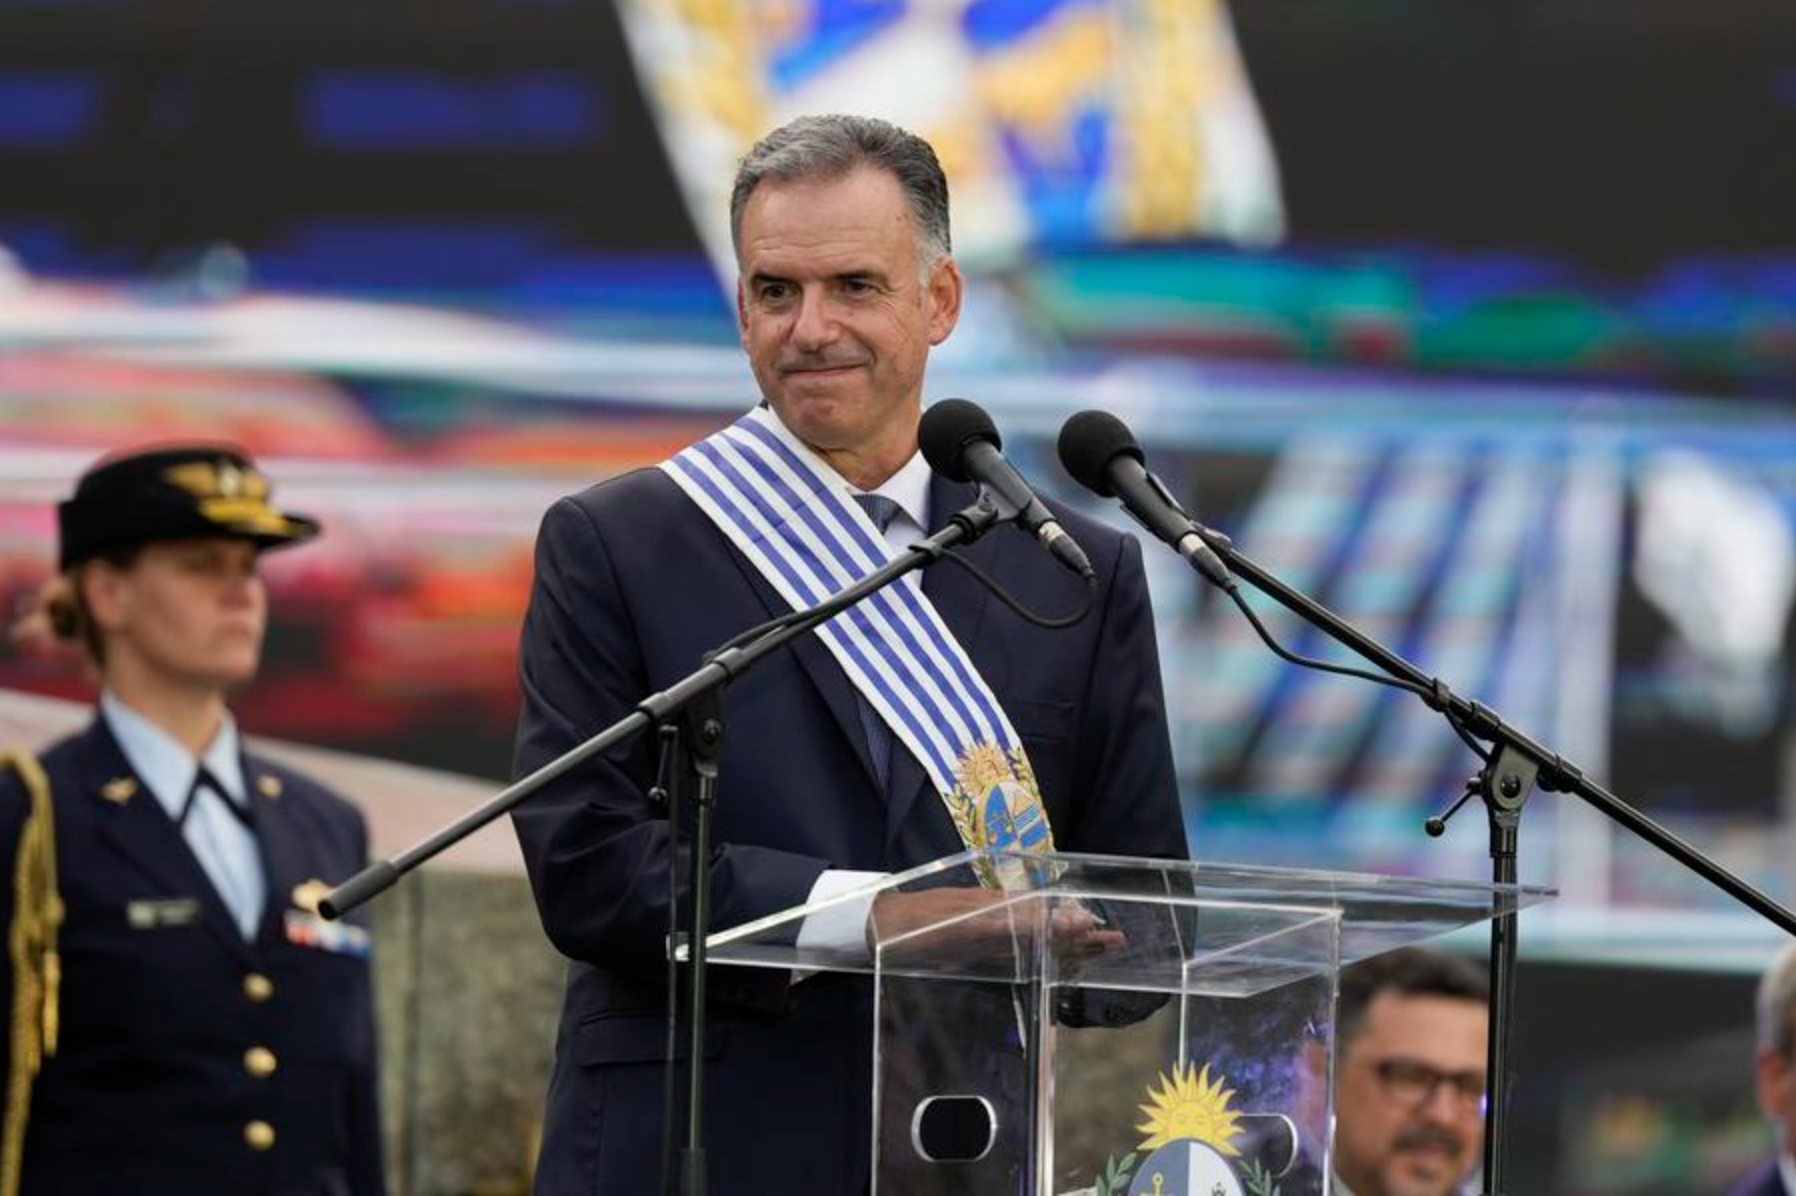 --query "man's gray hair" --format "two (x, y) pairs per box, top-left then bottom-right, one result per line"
(729, 114), (952, 269)
(1756, 941), (1796, 1056)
